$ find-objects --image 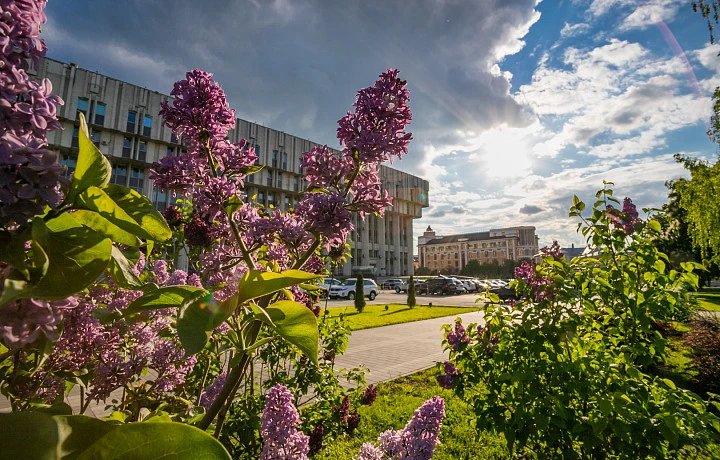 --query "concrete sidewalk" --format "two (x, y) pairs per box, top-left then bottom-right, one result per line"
(334, 310), (485, 385)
